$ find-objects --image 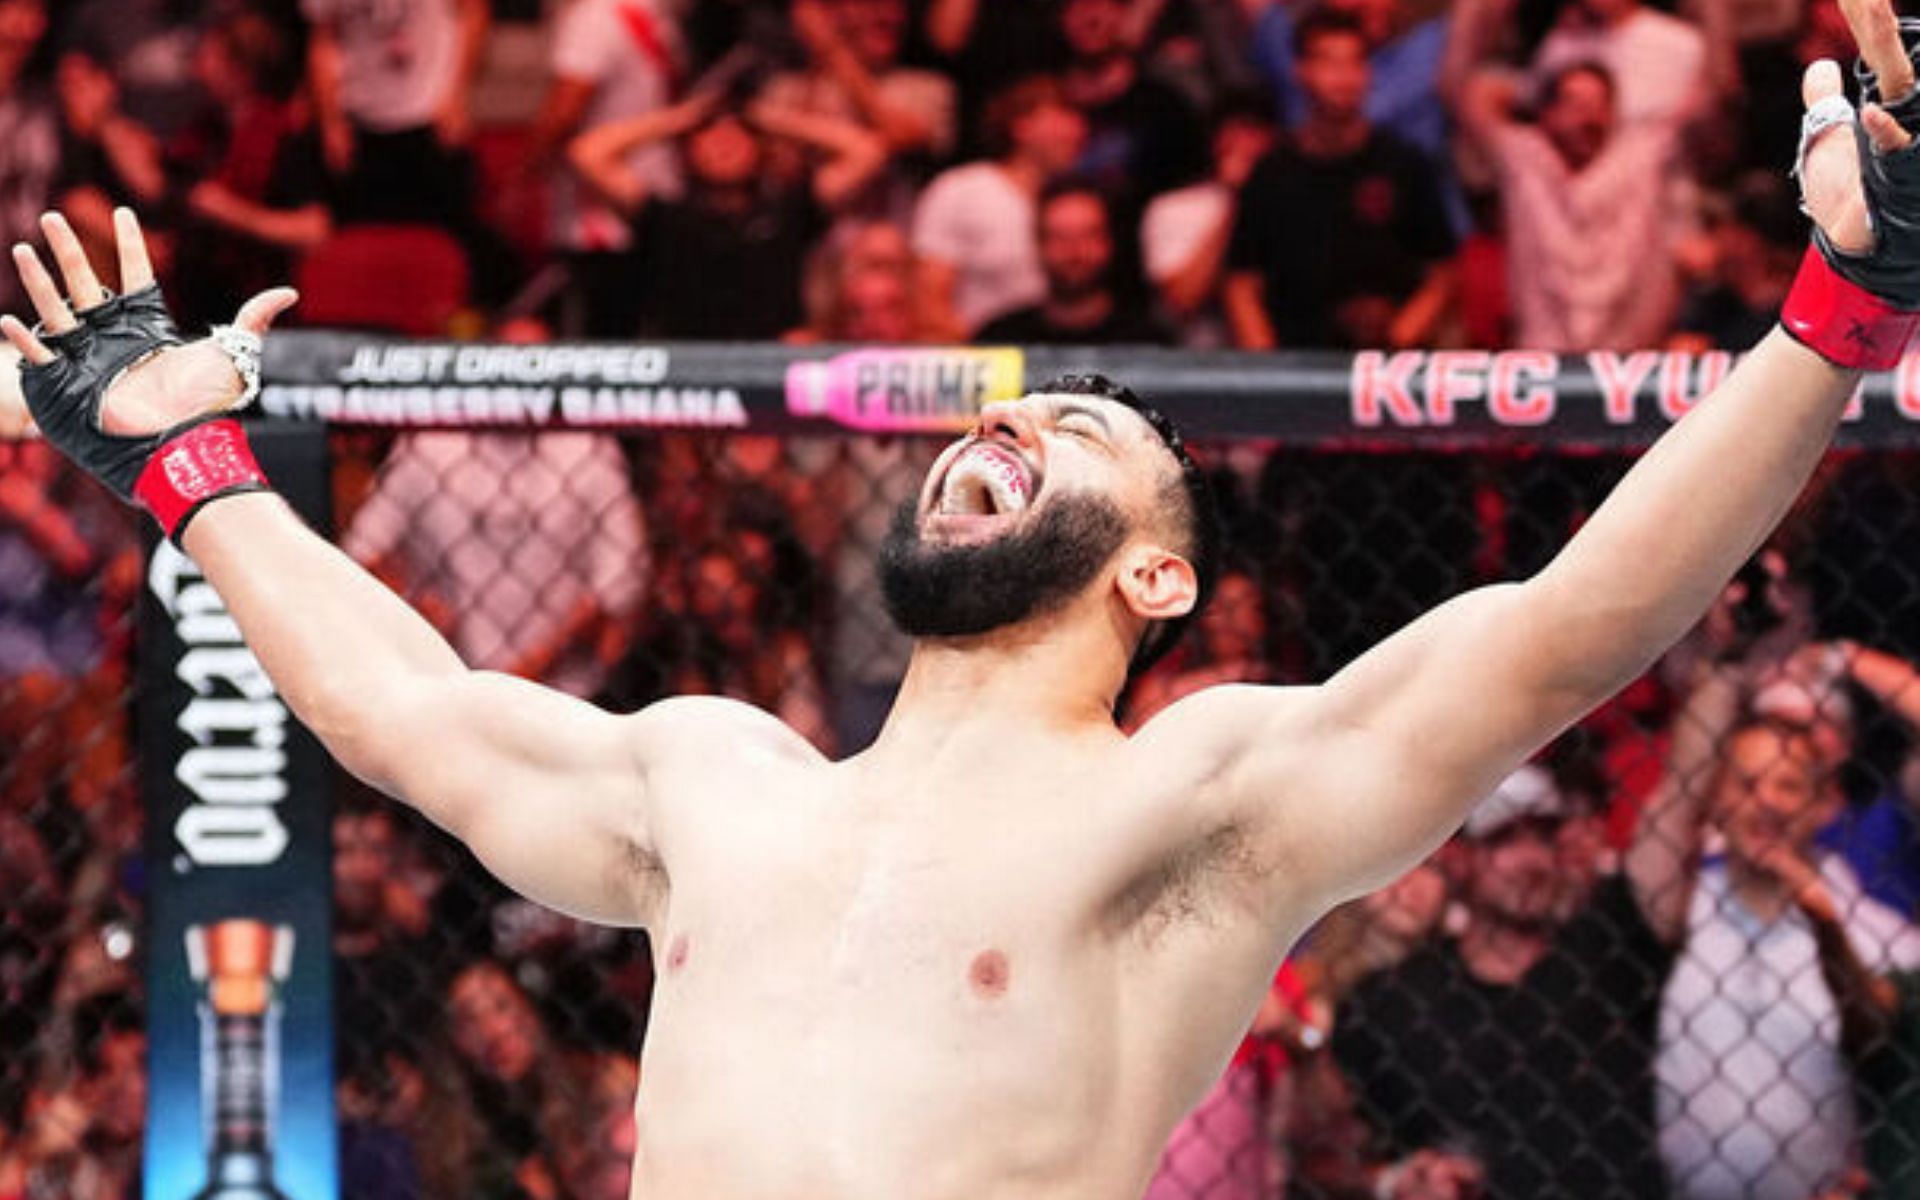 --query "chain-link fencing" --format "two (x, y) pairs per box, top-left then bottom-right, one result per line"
(4, 364), (1920, 1199)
